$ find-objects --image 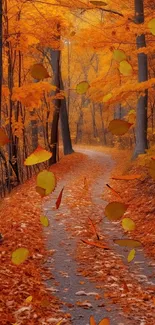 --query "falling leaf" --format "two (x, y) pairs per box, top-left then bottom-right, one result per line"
(90, 1), (107, 6)
(56, 320), (64, 325)
(111, 174), (141, 180)
(0, 128), (10, 146)
(113, 49), (126, 62)
(30, 63), (50, 80)
(90, 315), (97, 325)
(99, 318), (110, 325)
(76, 81), (89, 94)
(106, 184), (122, 200)
(81, 239), (109, 250)
(56, 187), (64, 209)
(149, 159), (155, 180)
(40, 215), (49, 227)
(127, 249), (136, 262)
(148, 18), (155, 36)
(119, 60), (132, 76)
(25, 296), (33, 303)
(24, 145), (52, 166)
(36, 186), (46, 197)
(37, 170), (56, 196)
(103, 93), (112, 103)
(88, 217), (100, 240)
(114, 239), (142, 248)
(12, 248), (29, 265)
(122, 218), (135, 231)
(105, 201), (128, 221)
(108, 119), (132, 136)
